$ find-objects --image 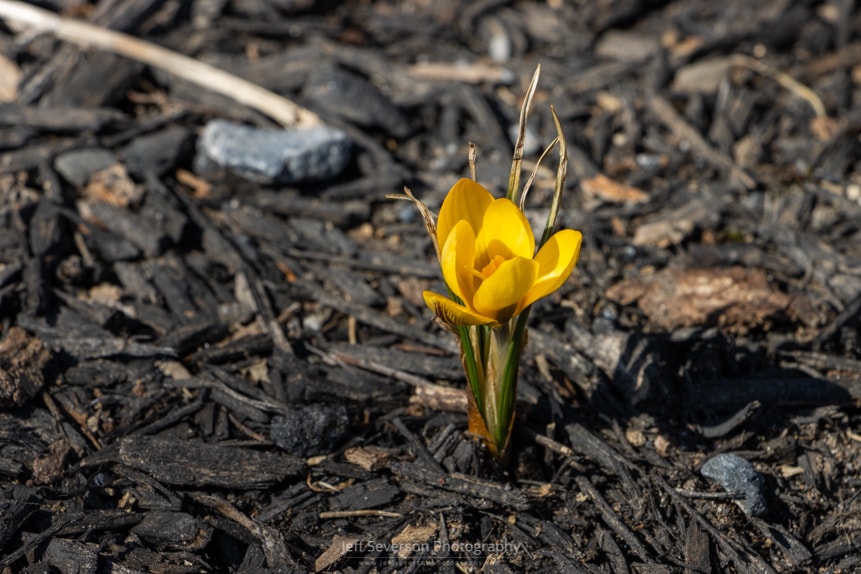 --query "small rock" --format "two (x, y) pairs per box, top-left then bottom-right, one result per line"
(487, 24), (512, 63)
(195, 119), (352, 185)
(701, 453), (767, 517)
(271, 404), (349, 457)
(54, 148), (118, 187)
